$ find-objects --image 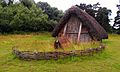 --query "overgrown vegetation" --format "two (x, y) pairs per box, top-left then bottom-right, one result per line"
(0, 0), (63, 33)
(1, 32), (100, 52)
(0, 33), (120, 72)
